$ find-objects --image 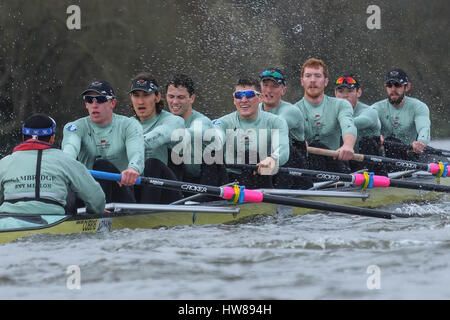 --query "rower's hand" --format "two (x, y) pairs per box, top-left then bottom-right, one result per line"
(257, 157), (277, 175)
(412, 141), (426, 153)
(336, 145), (354, 161)
(380, 135), (384, 150)
(119, 167), (140, 186)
